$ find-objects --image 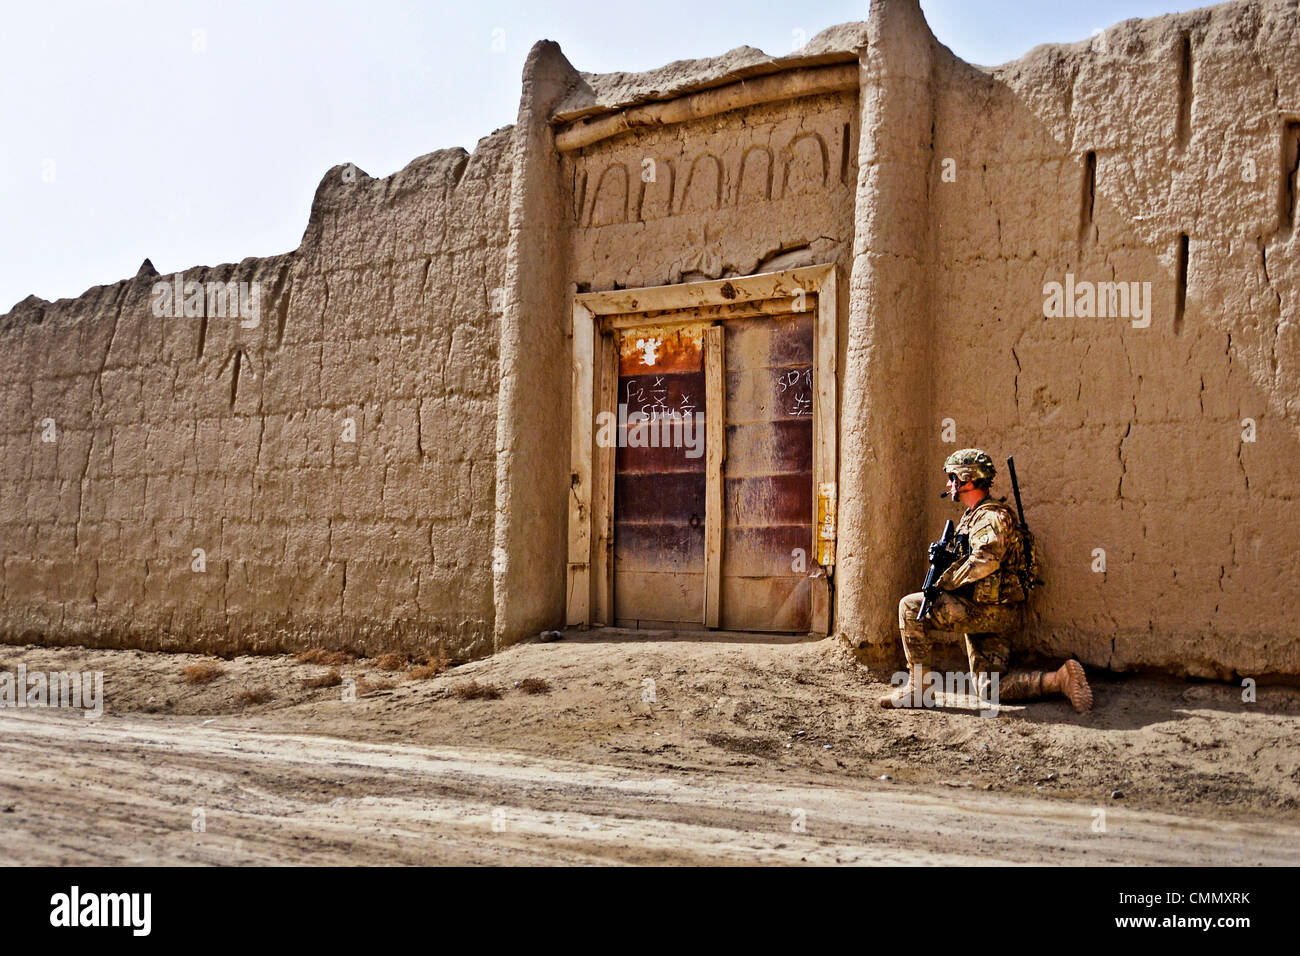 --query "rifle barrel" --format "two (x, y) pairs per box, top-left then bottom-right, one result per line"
(1007, 456), (1028, 529)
